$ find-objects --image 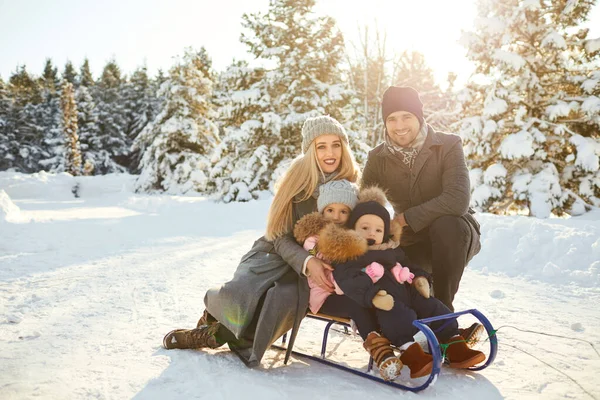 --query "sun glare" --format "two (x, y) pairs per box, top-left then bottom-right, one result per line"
(316, 0), (477, 87)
